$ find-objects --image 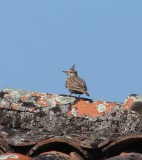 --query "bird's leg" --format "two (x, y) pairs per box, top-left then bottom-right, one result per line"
(78, 94), (81, 98)
(69, 92), (72, 96)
